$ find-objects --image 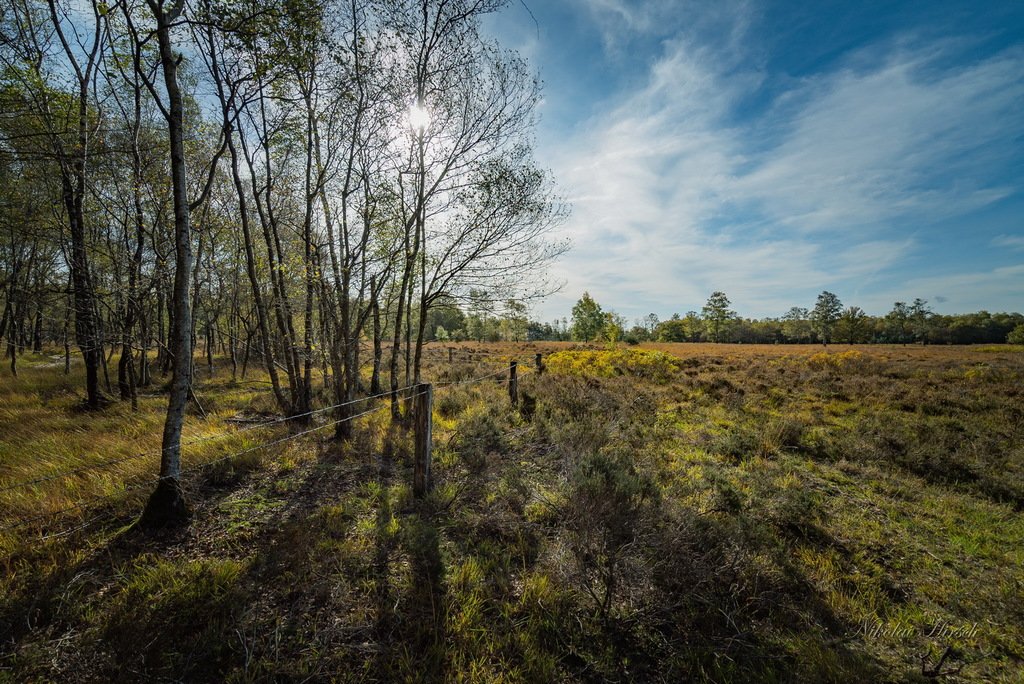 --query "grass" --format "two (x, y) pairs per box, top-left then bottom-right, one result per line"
(0, 352), (280, 536)
(0, 342), (1022, 681)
